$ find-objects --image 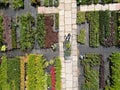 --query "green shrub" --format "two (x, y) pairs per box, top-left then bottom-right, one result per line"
(77, 12), (85, 24)
(77, 29), (85, 44)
